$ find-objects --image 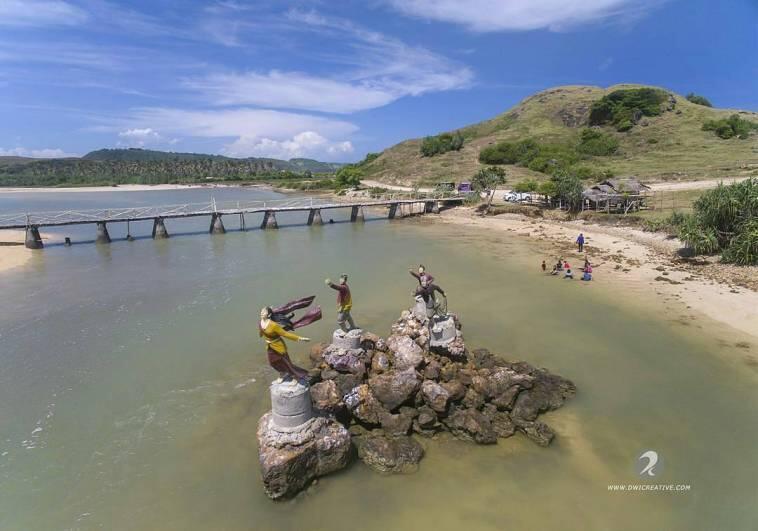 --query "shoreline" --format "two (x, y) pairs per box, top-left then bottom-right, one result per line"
(435, 207), (758, 343)
(0, 230), (33, 273)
